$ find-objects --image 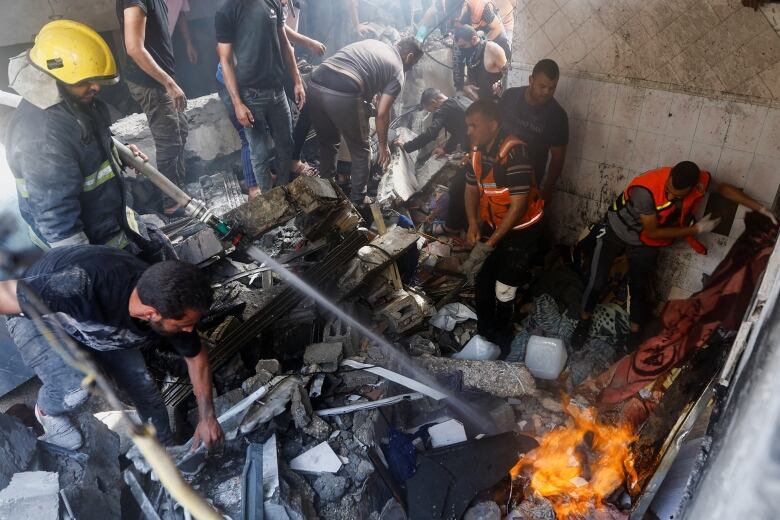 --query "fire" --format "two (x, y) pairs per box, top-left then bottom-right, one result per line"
(511, 399), (637, 519)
